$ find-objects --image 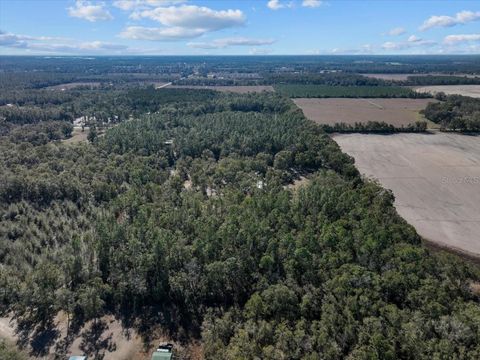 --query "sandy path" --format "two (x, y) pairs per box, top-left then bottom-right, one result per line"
(155, 82), (172, 89)
(0, 314), (162, 360)
(334, 132), (480, 257)
(0, 317), (16, 342)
